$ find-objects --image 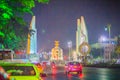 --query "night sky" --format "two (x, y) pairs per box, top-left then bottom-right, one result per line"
(28, 0), (120, 52)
